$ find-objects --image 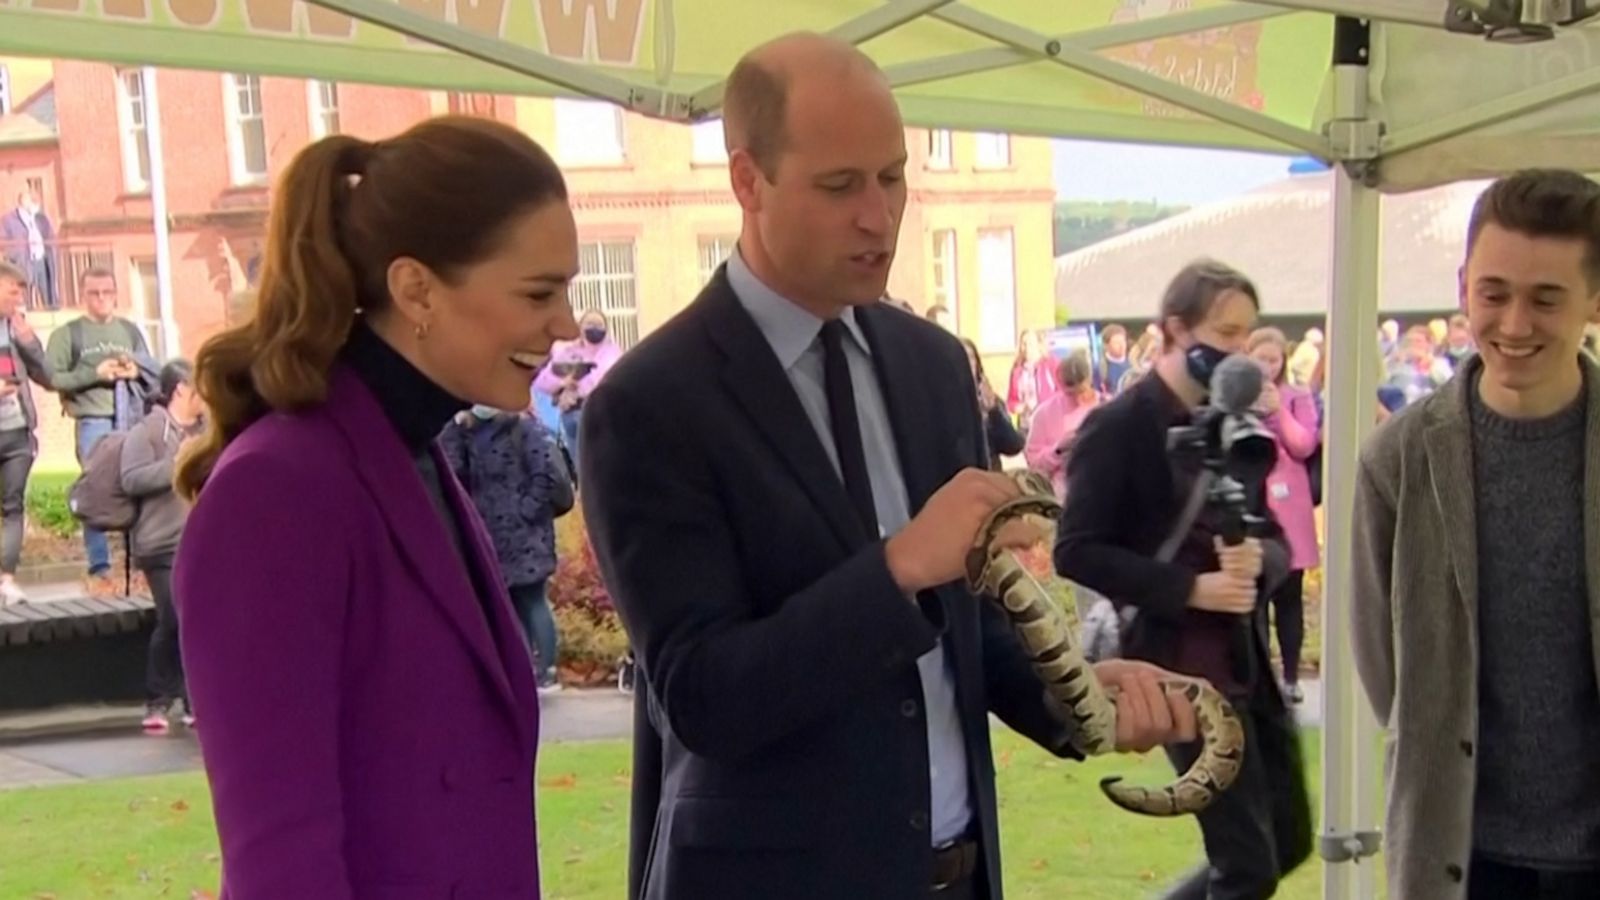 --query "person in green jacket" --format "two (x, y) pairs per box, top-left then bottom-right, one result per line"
(45, 266), (149, 591)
